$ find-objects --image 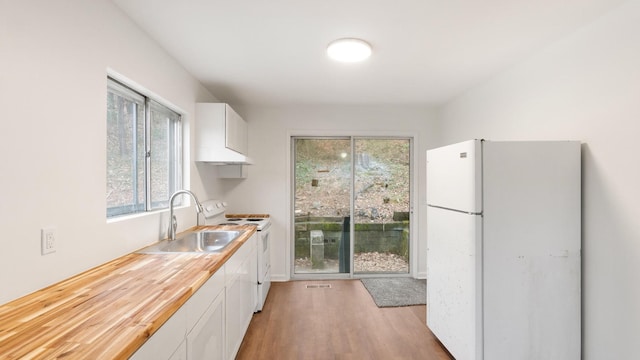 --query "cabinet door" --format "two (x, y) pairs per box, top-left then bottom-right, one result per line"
(187, 291), (225, 360)
(225, 234), (257, 360)
(224, 105), (248, 155)
(225, 260), (248, 360)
